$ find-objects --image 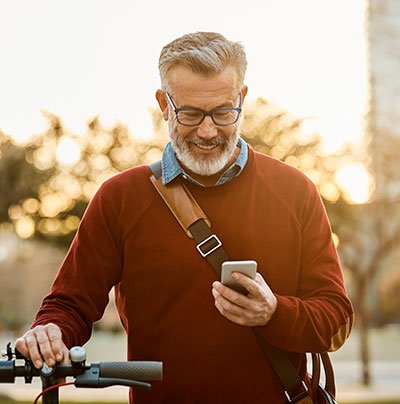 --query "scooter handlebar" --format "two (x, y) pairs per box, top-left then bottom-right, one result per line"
(99, 361), (163, 381)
